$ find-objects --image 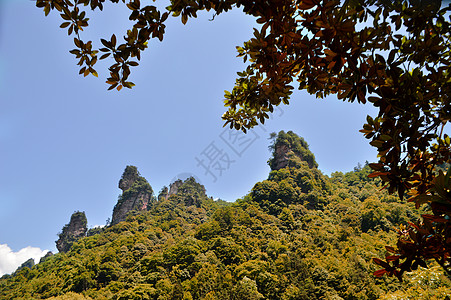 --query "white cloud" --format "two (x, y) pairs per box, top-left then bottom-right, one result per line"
(90, 225), (105, 228)
(0, 244), (49, 276)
